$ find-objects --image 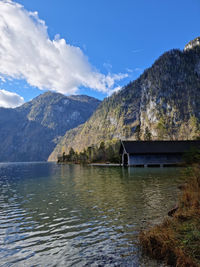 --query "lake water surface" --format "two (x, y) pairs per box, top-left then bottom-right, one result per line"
(0, 163), (185, 266)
